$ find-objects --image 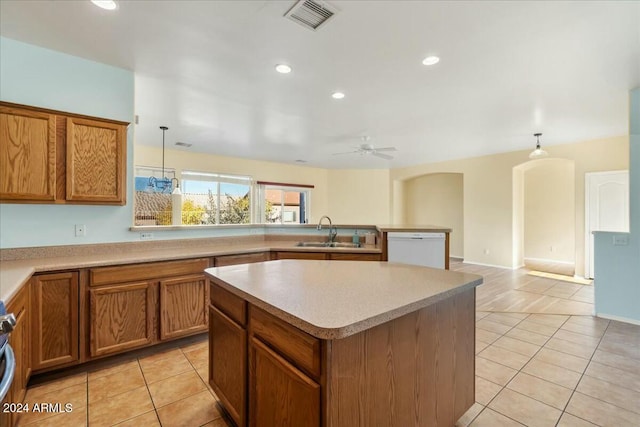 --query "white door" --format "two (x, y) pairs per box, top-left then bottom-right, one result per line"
(585, 171), (629, 279)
